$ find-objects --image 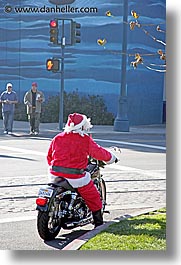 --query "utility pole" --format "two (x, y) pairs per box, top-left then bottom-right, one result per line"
(59, 20), (65, 131)
(114, 0), (129, 132)
(58, 19), (81, 130)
